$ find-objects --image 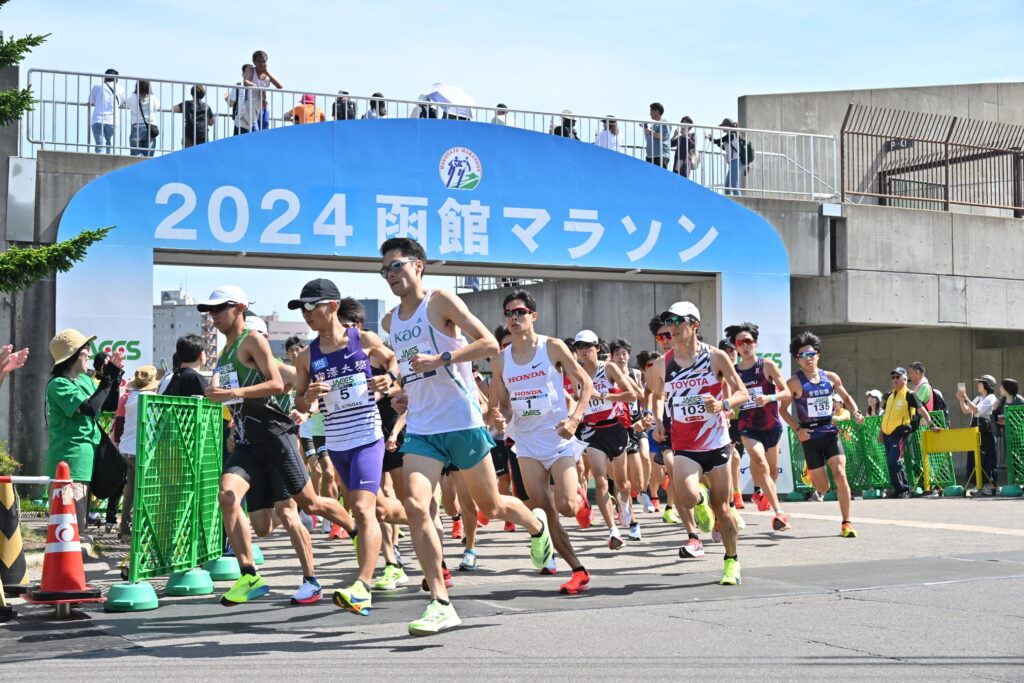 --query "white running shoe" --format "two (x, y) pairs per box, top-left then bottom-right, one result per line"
(628, 523), (642, 541)
(639, 492), (655, 513)
(299, 510), (315, 532)
(620, 498), (633, 527)
(291, 580), (323, 605)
